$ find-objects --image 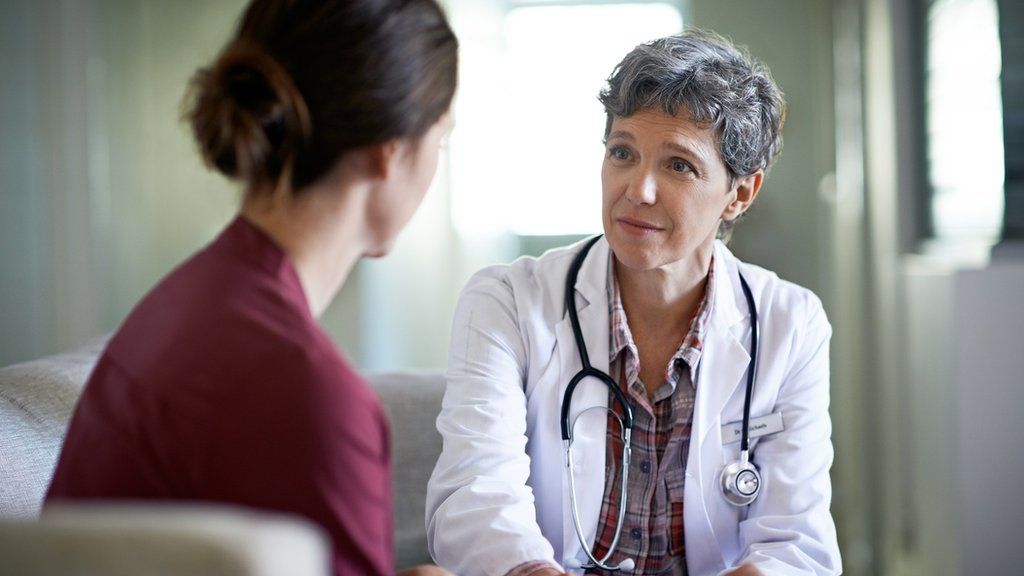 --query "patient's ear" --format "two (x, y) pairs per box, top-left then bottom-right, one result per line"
(365, 140), (402, 181)
(721, 171), (763, 221)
